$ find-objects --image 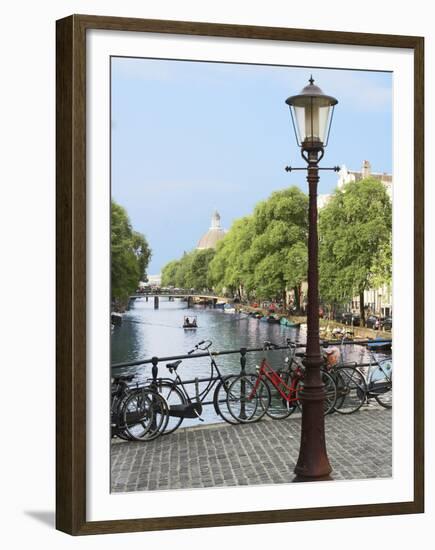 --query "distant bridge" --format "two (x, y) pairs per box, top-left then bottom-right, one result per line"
(128, 292), (234, 309)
